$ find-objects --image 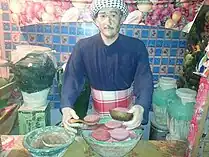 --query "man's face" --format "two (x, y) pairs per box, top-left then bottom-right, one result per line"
(95, 8), (122, 39)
